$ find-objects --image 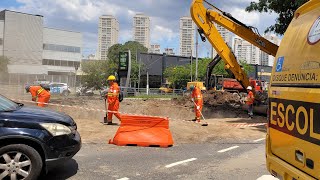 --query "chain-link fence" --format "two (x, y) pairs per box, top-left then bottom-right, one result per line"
(0, 73), (78, 87)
